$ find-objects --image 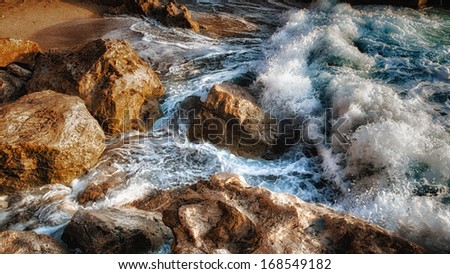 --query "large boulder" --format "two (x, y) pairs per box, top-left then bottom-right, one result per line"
(132, 173), (426, 254)
(188, 83), (277, 158)
(0, 230), (68, 254)
(0, 91), (105, 194)
(62, 207), (172, 254)
(26, 39), (164, 134)
(0, 38), (41, 68)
